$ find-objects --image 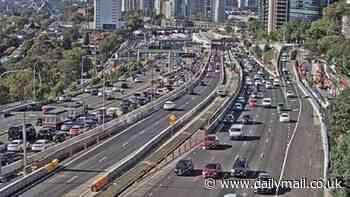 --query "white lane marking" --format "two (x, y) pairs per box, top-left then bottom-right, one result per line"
(66, 176), (78, 183)
(99, 156), (107, 163)
(275, 64), (303, 196)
